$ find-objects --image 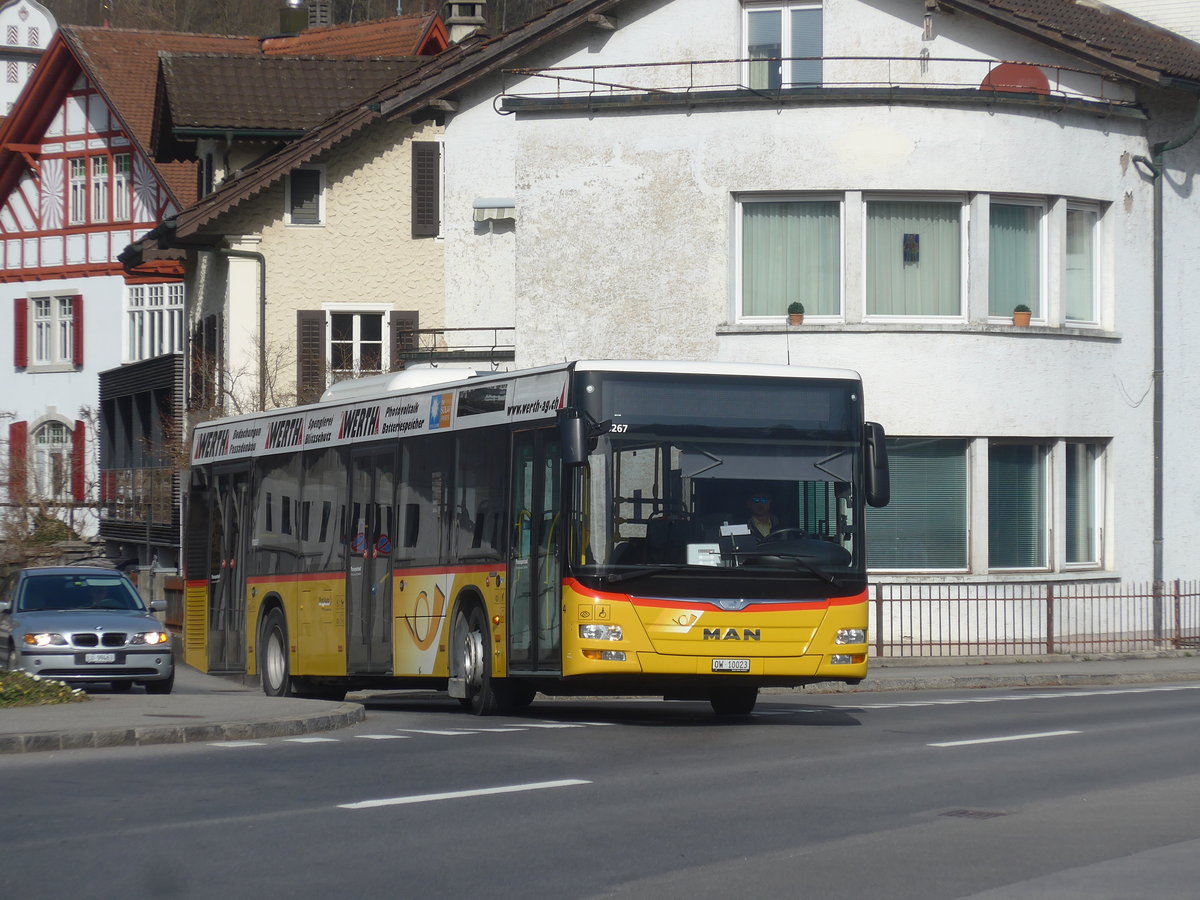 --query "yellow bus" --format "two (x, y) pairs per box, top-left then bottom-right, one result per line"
(184, 360), (889, 715)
